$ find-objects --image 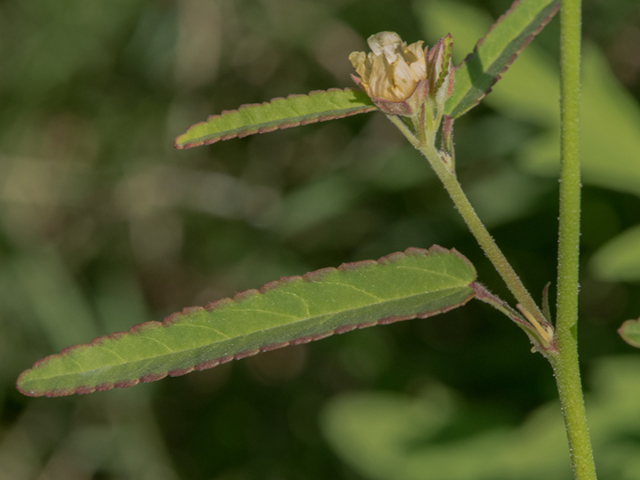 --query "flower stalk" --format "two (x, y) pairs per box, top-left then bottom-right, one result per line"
(350, 32), (553, 350)
(416, 139), (554, 351)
